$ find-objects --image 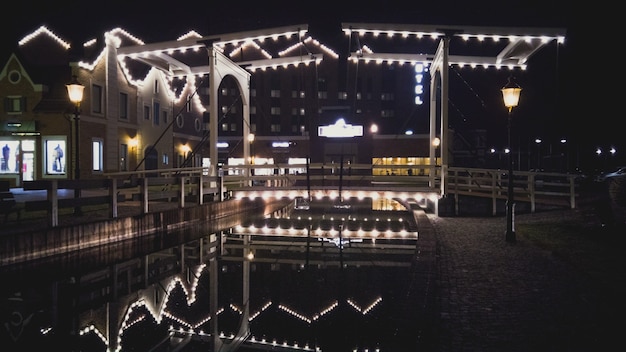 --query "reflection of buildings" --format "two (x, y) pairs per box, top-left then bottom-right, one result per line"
(1, 24), (564, 187)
